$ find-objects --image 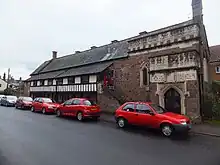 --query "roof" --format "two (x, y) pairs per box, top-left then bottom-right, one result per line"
(210, 45), (220, 63)
(30, 19), (197, 79)
(56, 61), (113, 78)
(29, 61), (113, 80)
(31, 41), (128, 75)
(29, 70), (66, 81)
